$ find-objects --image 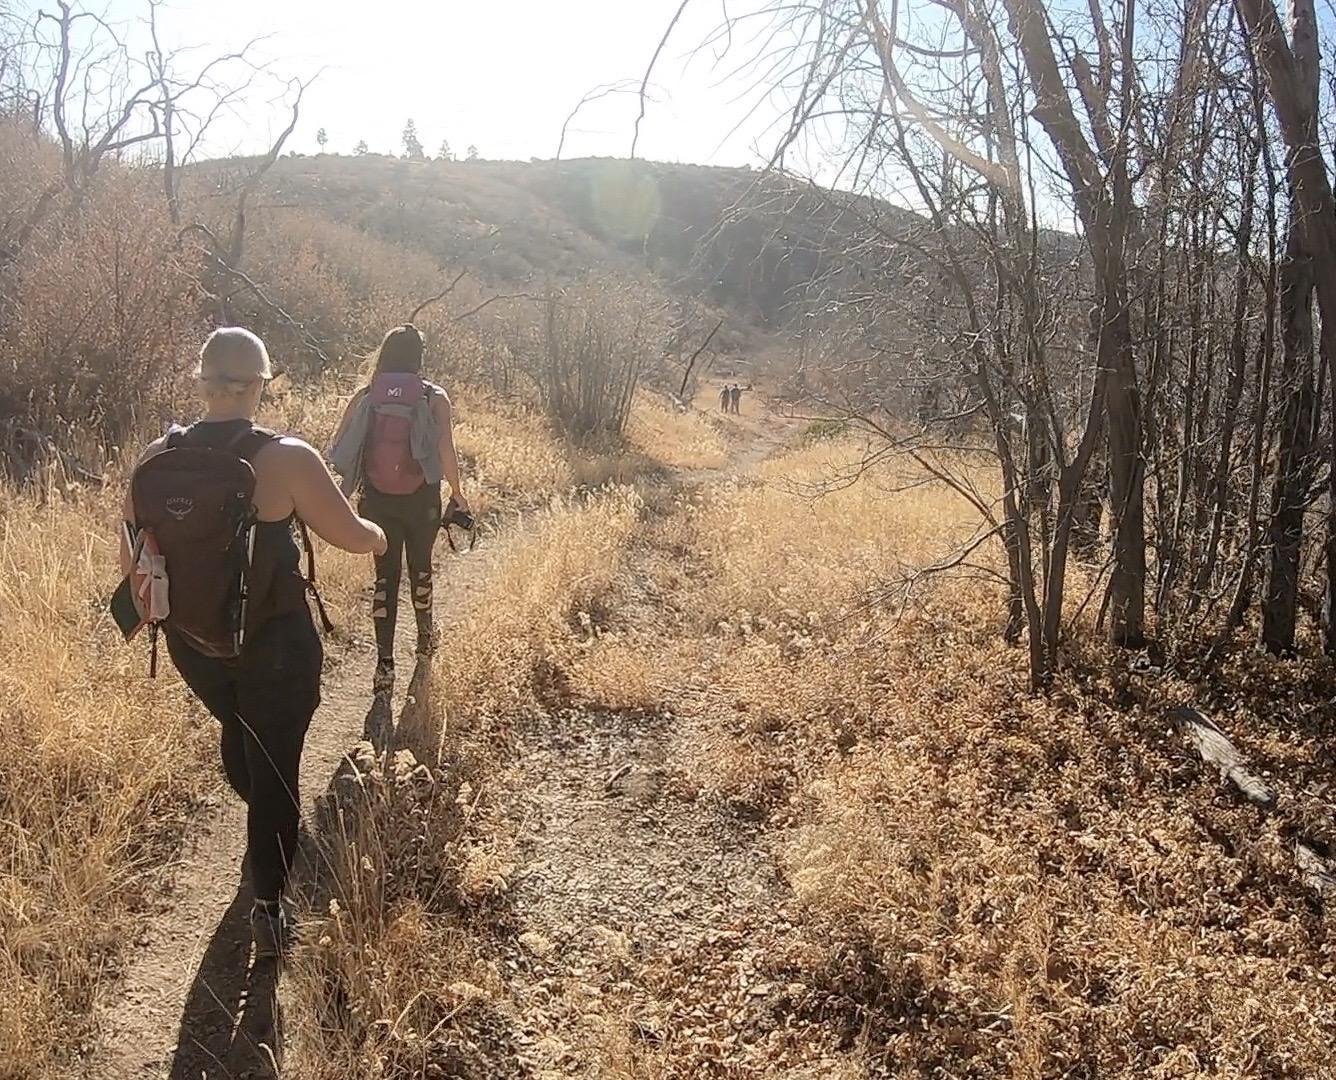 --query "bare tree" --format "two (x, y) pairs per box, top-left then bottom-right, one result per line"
(677, 0), (1299, 686)
(1235, 0), (1336, 656)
